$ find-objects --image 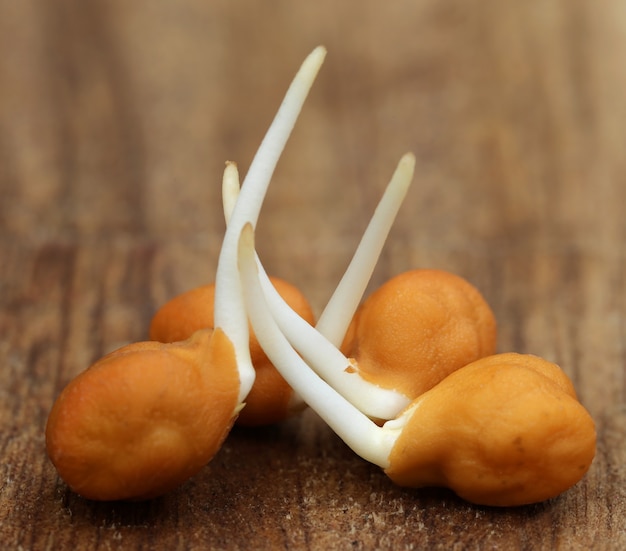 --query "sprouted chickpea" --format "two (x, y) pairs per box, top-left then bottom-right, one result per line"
(262, 265), (497, 421)
(46, 45), (327, 500)
(238, 223), (596, 507)
(339, 268), (497, 401)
